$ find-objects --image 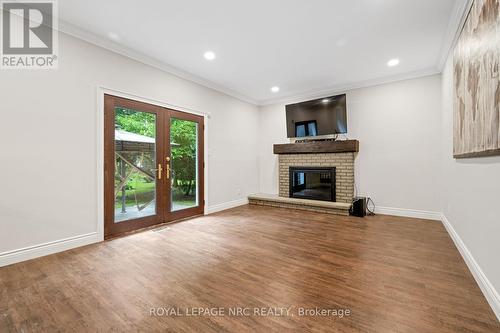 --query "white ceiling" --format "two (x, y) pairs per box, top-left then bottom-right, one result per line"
(58, 0), (469, 105)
